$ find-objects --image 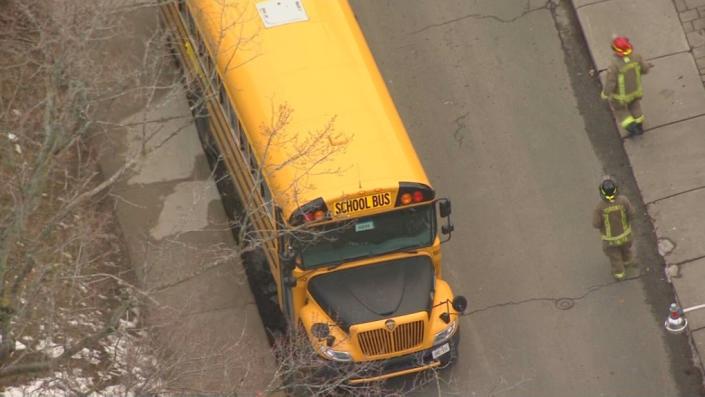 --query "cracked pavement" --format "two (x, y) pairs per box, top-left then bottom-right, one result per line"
(463, 277), (639, 317)
(351, 0), (703, 395)
(410, 0), (557, 34)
